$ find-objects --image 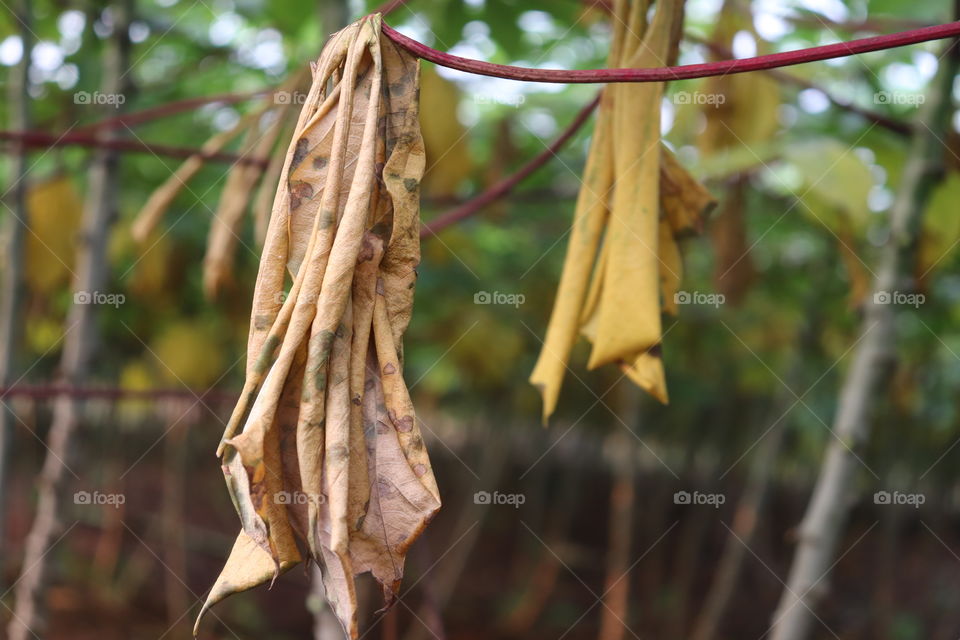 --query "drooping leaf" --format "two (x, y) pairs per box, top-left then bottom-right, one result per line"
(529, 0), (710, 421)
(198, 16), (440, 639)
